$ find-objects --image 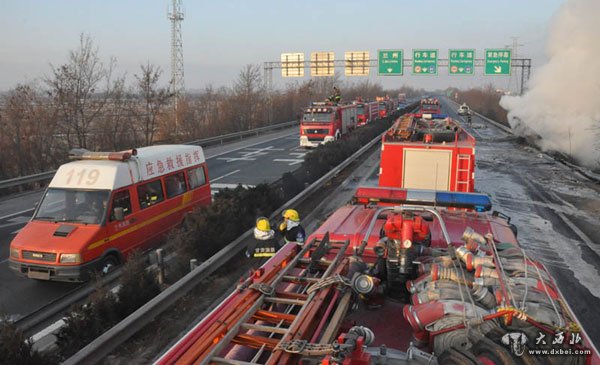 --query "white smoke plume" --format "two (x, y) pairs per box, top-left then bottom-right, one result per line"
(500, 0), (600, 168)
